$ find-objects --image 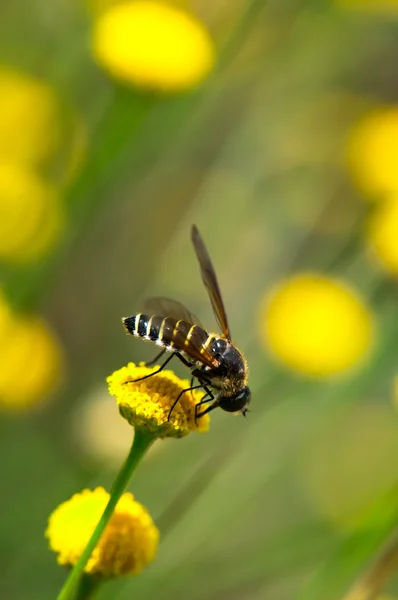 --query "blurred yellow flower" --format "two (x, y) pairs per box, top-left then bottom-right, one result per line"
(261, 274), (374, 377)
(73, 389), (135, 464)
(346, 107), (398, 198)
(46, 487), (159, 576)
(0, 293), (64, 410)
(107, 362), (209, 437)
(72, 388), (162, 464)
(367, 196), (398, 274)
(0, 68), (61, 167)
(91, 1), (215, 92)
(0, 163), (64, 263)
(300, 404), (398, 530)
